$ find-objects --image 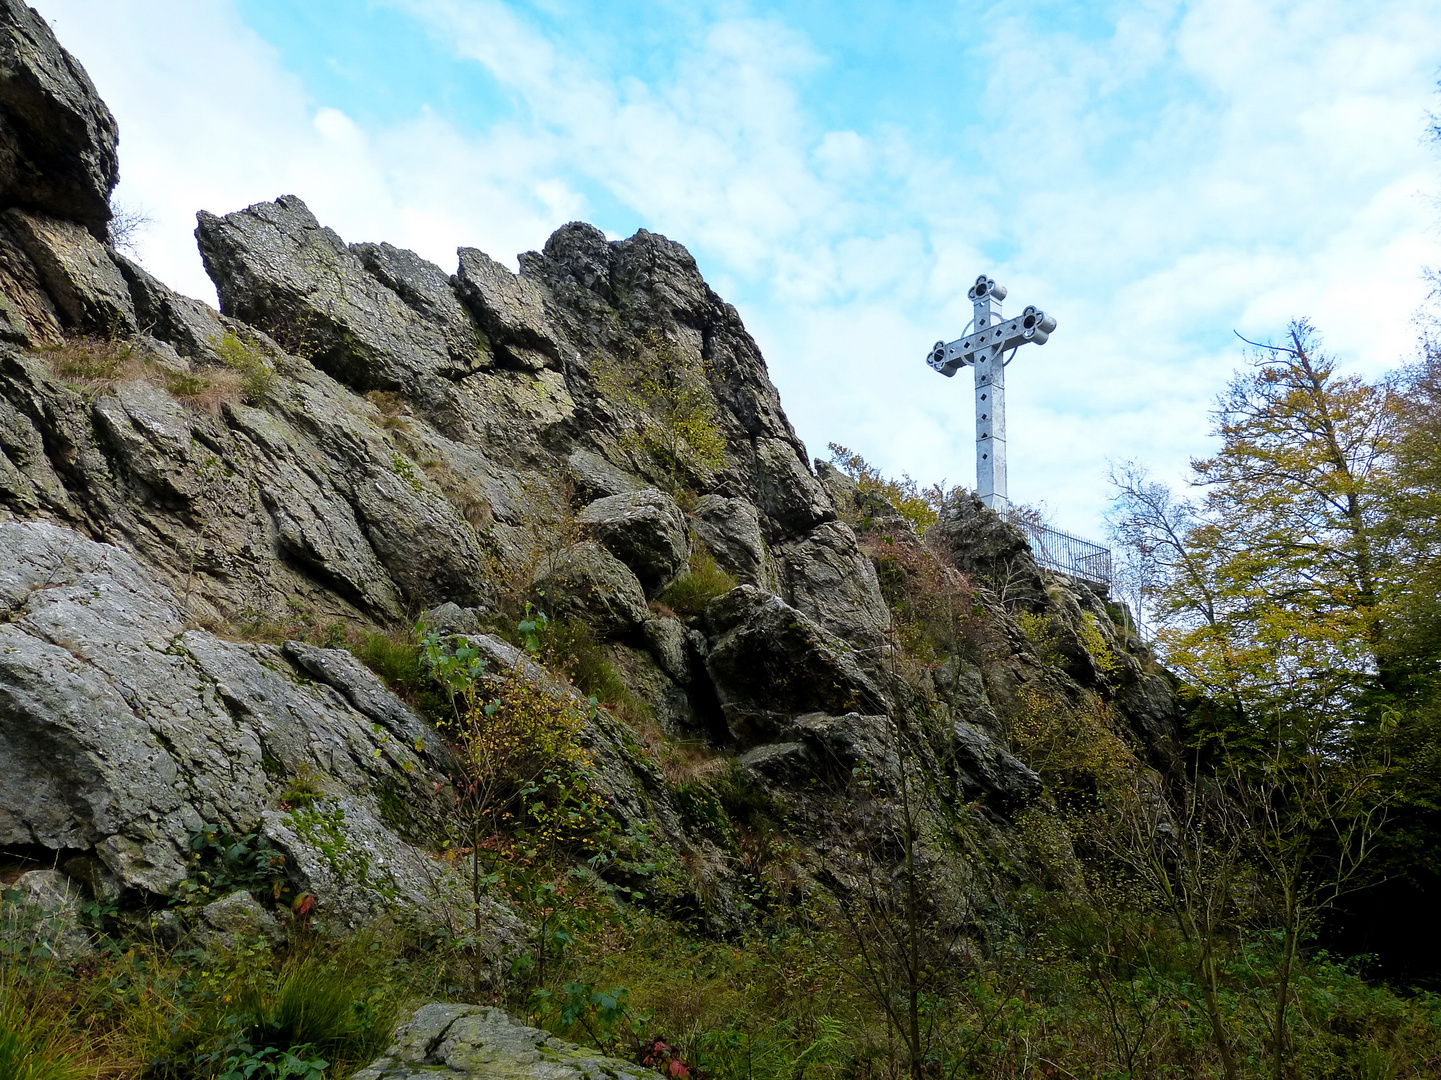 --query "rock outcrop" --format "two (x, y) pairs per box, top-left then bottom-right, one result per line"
(0, 0), (117, 238)
(0, 0), (1185, 990)
(0, 520), (511, 937)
